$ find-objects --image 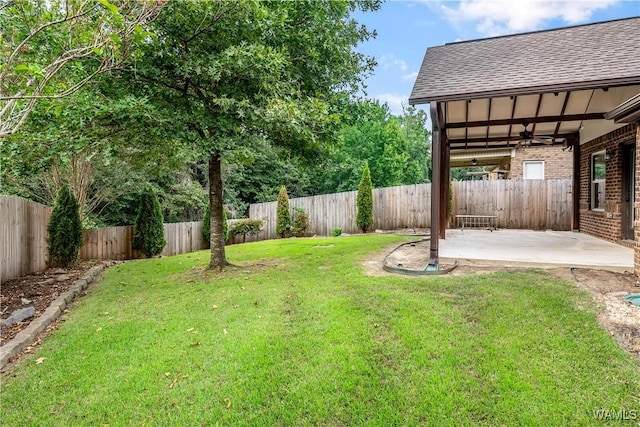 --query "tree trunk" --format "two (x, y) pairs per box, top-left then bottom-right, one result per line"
(208, 153), (229, 270)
